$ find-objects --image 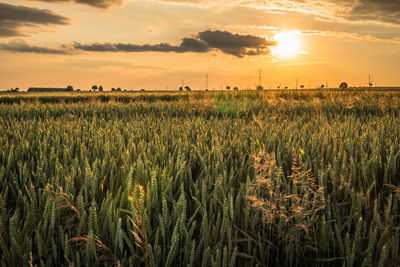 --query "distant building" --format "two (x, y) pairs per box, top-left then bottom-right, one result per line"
(28, 87), (73, 92)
